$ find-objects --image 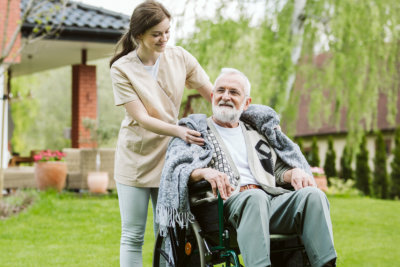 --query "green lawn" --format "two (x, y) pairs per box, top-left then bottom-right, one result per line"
(1, 191), (399, 266)
(330, 196), (400, 266)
